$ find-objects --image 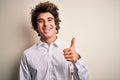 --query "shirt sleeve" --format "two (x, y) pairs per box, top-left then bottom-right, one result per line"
(19, 53), (31, 80)
(75, 58), (90, 80)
